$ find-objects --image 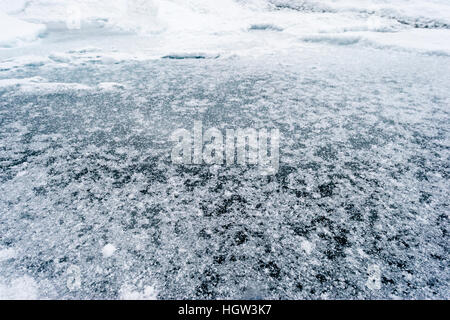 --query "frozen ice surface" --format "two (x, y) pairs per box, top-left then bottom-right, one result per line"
(0, 0), (449, 300)
(1, 47), (448, 299)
